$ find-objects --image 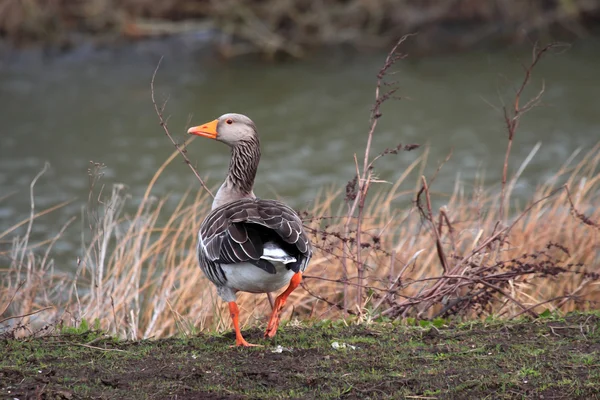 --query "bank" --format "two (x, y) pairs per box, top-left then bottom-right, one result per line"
(2, 312), (599, 399)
